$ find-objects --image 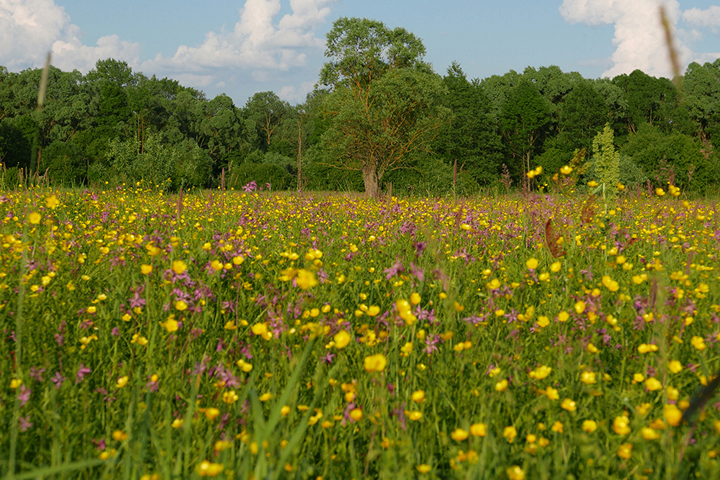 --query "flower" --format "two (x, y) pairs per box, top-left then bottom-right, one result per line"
(46, 195), (59, 209)
(613, 415), (631, 435)
(561, 398), (577, 412)
(450, 428), (469, 441)
(363, 354), (387, 373)
(116, 376), (129, 388)
(551, 421), (563, 433)
(668, 360), (683, 373)
(582, 420), (597, 433)
(334, 331), (351, 349)
(526, 258), (538, 270)
(171, 260), (187, 274)
(295, 269), (318, 290)
(197, 460), (224, 477)
(664, 404), (682, 427)
(560, 165), (572, 175)
(495, 379), (509, 392)
(507, 466), (525, 480)
(417, 464), (431, 474)
(470, 423), (487, 437)
(411, 390), (425, 403)
(28, 212), (41, 224)
(645, 377), (662, 391)
(503, 426), (517, 443)
(617, 443), (633, 459)
(140, 264), (153, 275)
